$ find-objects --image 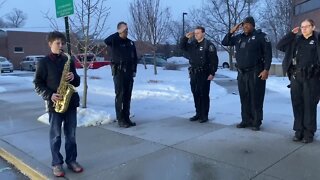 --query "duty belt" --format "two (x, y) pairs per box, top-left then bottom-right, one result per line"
(290, 65), (320, 79)
(237, 64), (263, 74)
(188, 66), (209, 74)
